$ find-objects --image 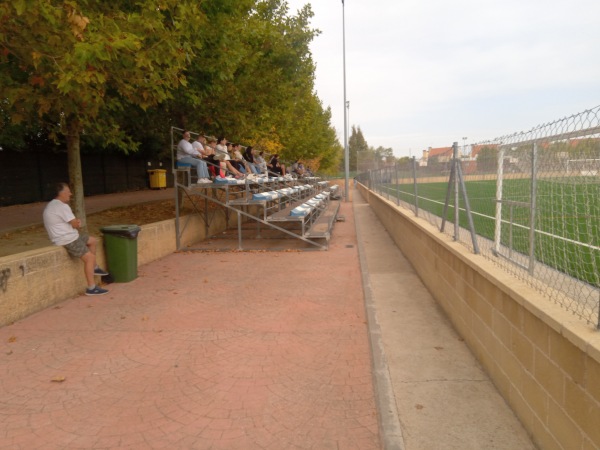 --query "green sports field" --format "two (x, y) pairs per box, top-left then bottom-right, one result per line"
(386, 178), (600, 287)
